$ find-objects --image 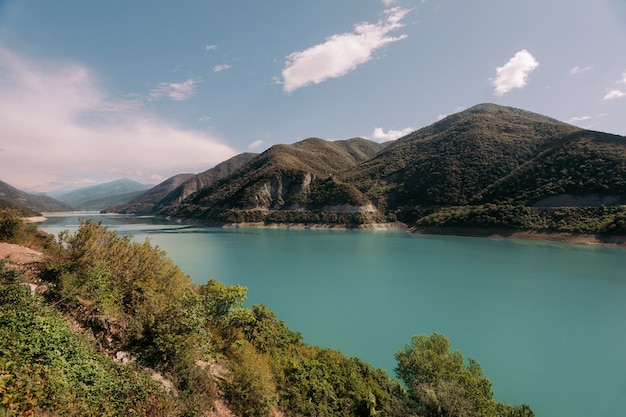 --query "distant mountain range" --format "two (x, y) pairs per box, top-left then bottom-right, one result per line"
(106, 153), (258, 214)
(4, 103), (625, 236)
(51, 178), (153, 211)
(0, 178), (156, 214)
(106, 103), (626, 235)
(0, 180), (73, 214)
